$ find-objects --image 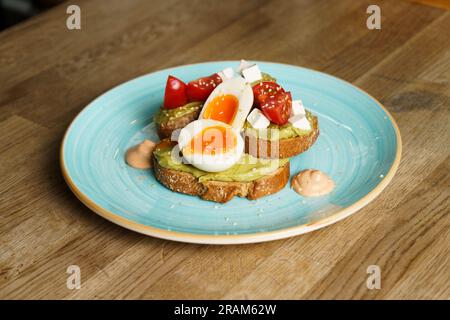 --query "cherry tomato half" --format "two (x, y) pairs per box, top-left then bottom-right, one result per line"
(187, 73), (223, 102)
(252, 81), (285, 106)
(260, 92), (292, 125)
(163, 75), (189, 109)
